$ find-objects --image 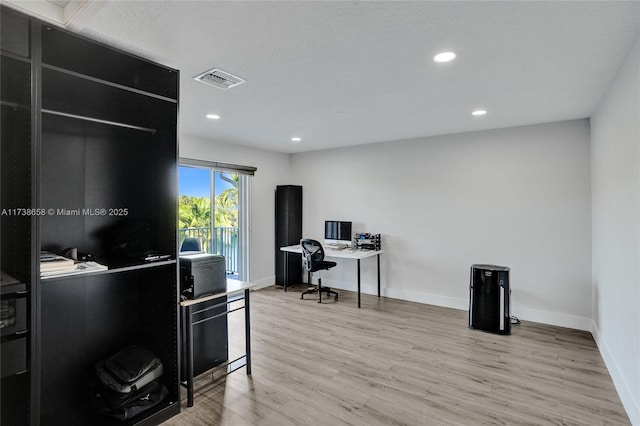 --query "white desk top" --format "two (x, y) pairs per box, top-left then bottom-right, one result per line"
(280, 244), (383, 260)
(180, 279), (257, 307)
